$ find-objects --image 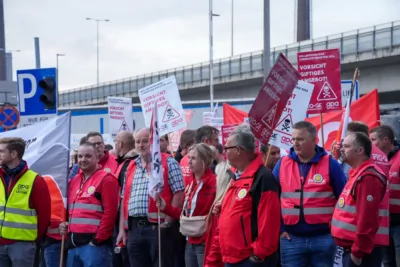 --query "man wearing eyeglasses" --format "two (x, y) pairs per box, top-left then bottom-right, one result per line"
(87, 132), (118, 174)
(206, 124), (280, 267)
